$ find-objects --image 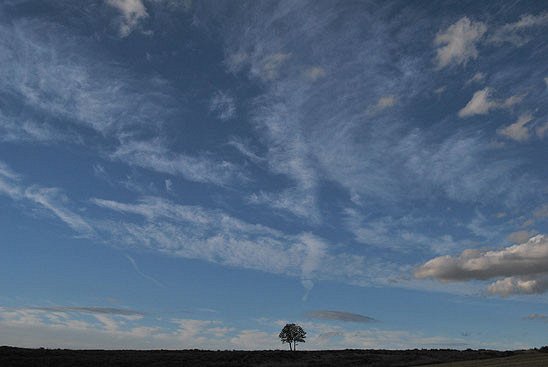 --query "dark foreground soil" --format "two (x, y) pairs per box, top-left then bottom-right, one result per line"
(0, 346), (543, 367)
